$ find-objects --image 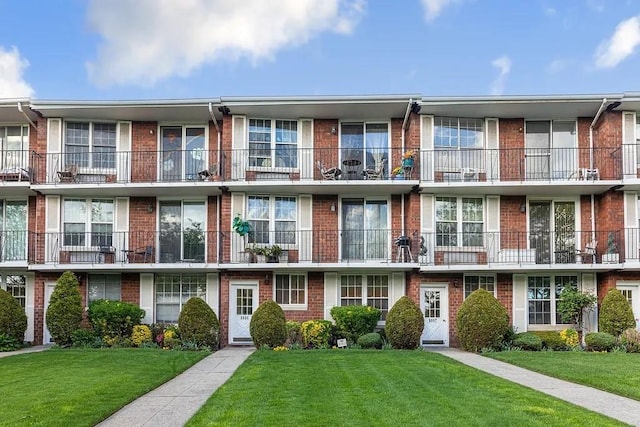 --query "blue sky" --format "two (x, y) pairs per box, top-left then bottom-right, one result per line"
(0, 0), (639, 100)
